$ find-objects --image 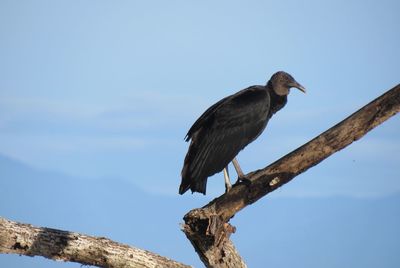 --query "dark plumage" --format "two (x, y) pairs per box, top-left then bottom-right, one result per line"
(179, 71), (305, 195)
